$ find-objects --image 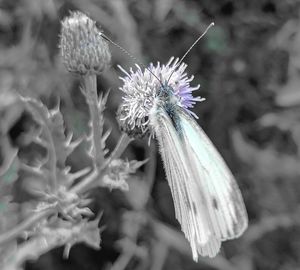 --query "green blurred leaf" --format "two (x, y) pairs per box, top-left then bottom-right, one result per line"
(205, 26), (228, 53)
(1, 158), (19, 184)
